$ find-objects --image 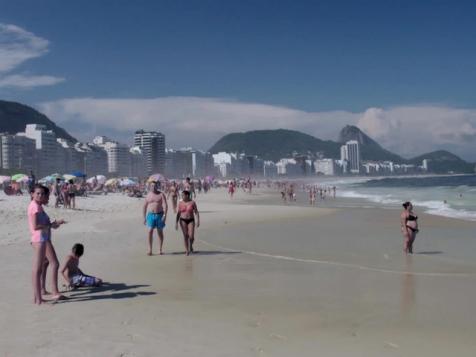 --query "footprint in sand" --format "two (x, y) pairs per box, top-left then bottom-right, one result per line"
(270, 333), (287, 341)
(384, 341), (399, 349)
